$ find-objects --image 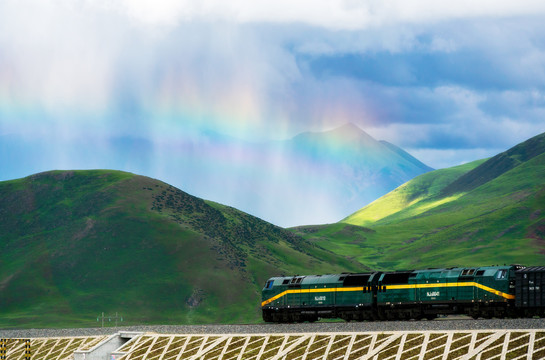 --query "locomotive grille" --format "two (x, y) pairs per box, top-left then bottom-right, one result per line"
(515, 266), (545, 308)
